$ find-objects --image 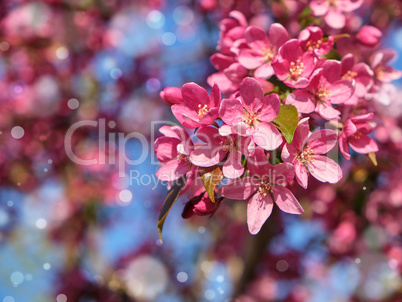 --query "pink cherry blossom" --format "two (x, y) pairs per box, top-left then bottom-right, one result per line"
(189, 125), (249, 178)
(238, 24), (288, 79)
(282, 118), (343, 189)
(171, 83), (221, 129)
(298, 26), (334, 57)
(340, 53), (374, 105)
(218, 10), (248, 55)
(219, 148), (303, 234)
(219, 77), (283, 151)
(339, 113), (378, 160)
(370, 50), (402, 83)
(155, 126), (193, 181)
(310, 0), (363, 29)
(356, 25), (382, 47)
(272, 39), (317, 88)
(286, 59), (355, 120)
